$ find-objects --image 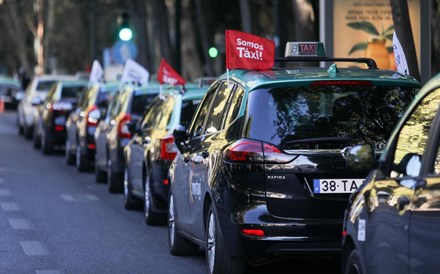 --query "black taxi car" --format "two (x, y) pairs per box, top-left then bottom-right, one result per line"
(123, 84), (208, 225)
(167, 42), (420, 273)
(342, 73), (440, 274)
